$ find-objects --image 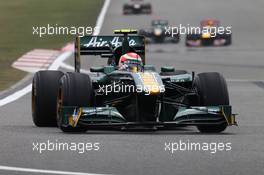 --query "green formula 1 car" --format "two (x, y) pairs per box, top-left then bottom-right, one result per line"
(139, 19), (180, 44)
(32, 29), (237, 133)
